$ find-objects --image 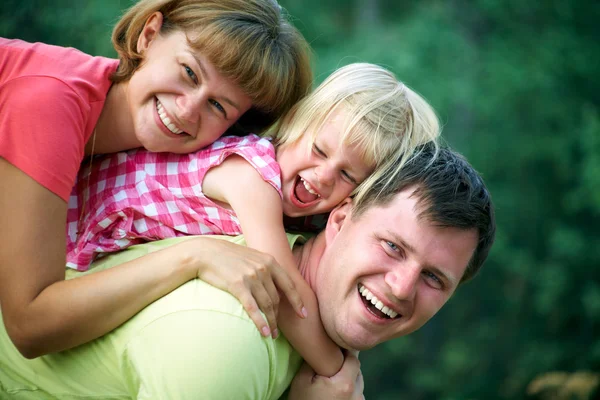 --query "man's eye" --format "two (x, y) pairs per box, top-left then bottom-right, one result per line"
(184, 65), (197, 83)
(386, 241), (399, 253)
(209, 99), (226, 116)
(423, 271), (443, 289)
